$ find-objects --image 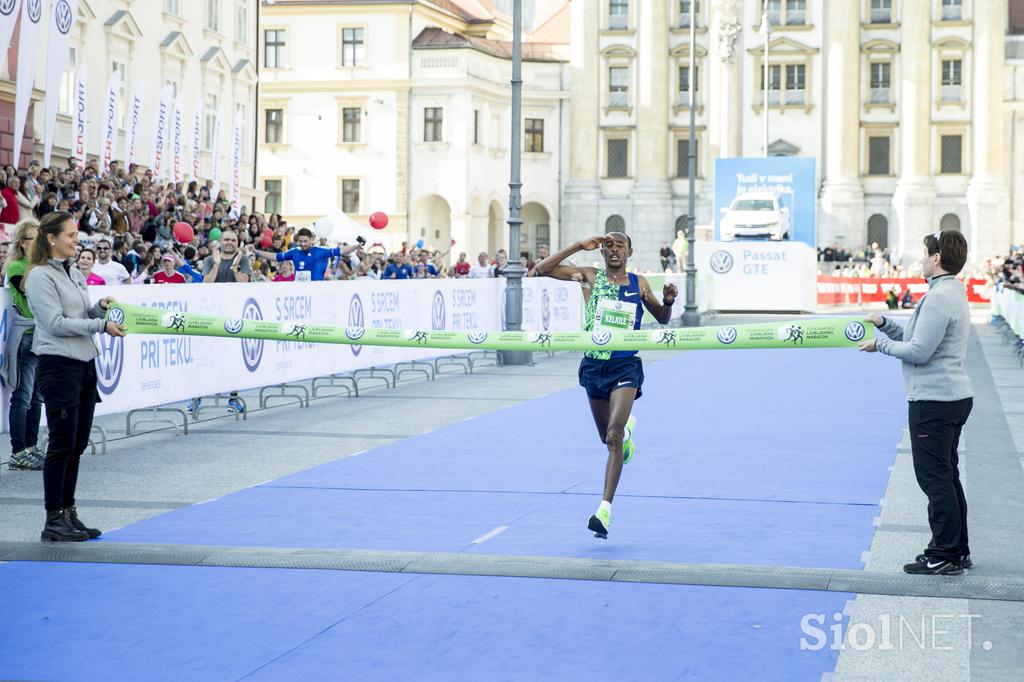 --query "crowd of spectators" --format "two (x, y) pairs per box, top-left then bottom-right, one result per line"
(986, 250), (1023, 294)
